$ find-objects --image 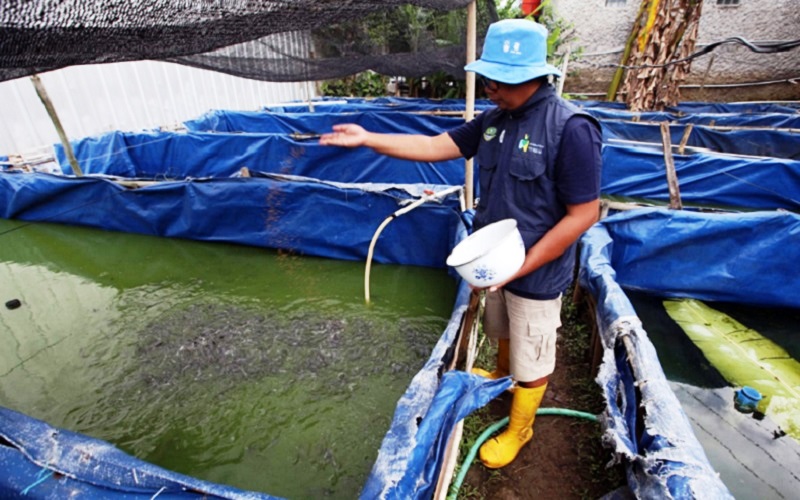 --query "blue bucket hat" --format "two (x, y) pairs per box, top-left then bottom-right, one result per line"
(465, 19), (561, 84)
